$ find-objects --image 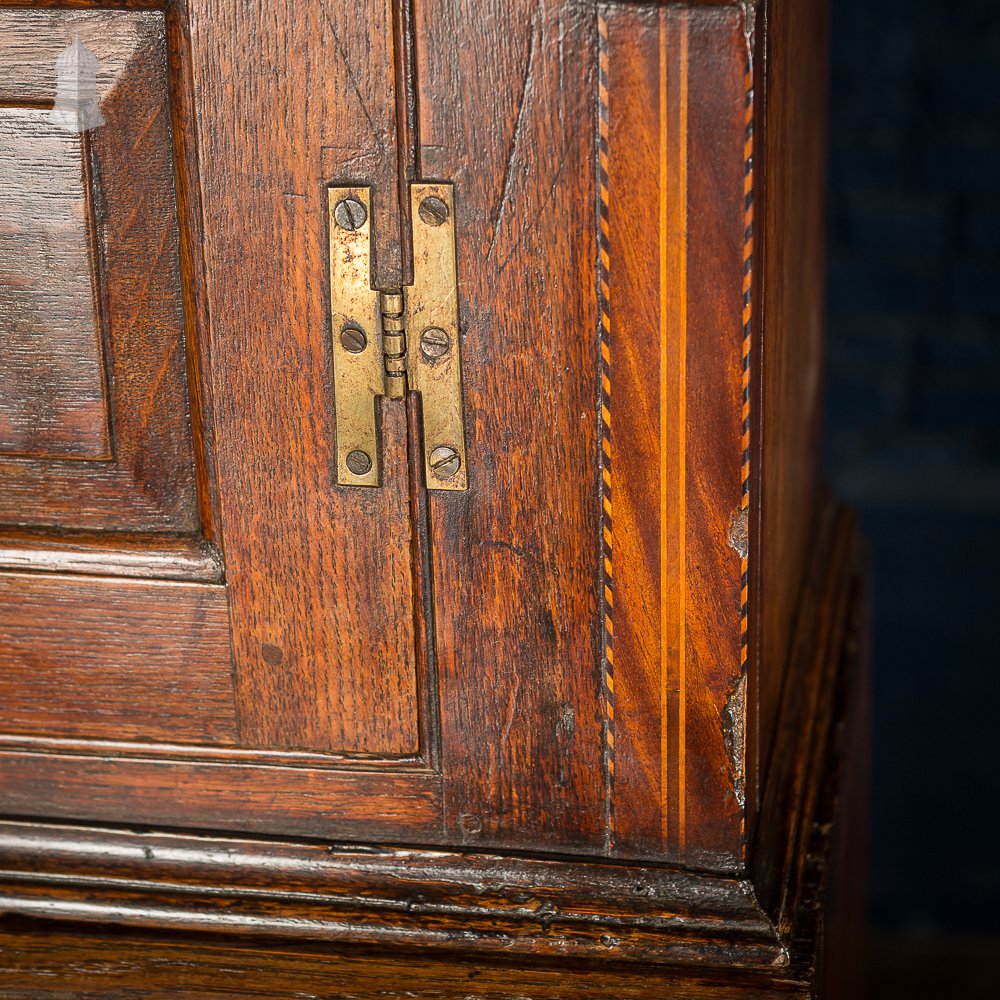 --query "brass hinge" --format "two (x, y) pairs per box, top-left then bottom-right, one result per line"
(328, 183), (467, 491)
